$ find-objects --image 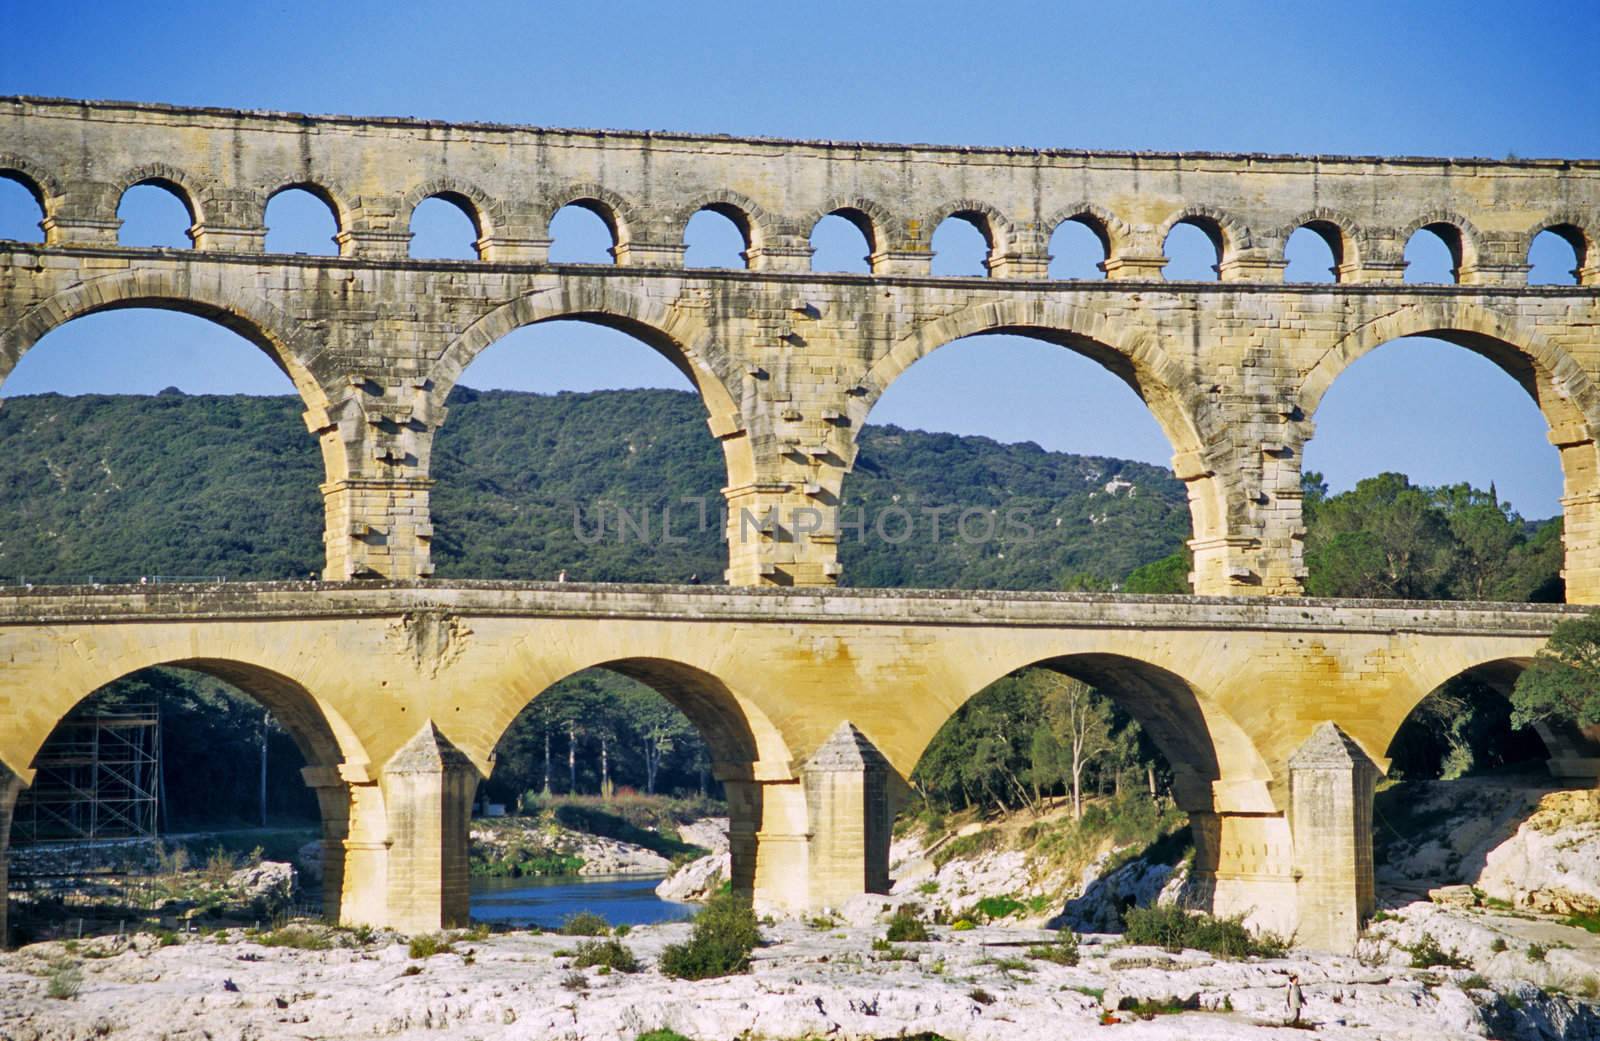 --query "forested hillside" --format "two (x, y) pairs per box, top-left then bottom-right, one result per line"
(0, 387), (1189, 587)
